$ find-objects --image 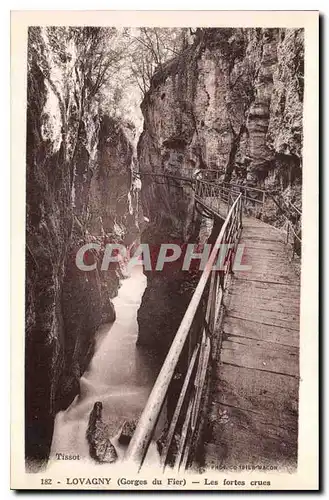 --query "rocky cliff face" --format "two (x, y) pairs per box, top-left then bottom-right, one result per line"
(25, 27), (138, 468)
(139, 28), (303, 192)
(137, 28), (303, 349)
